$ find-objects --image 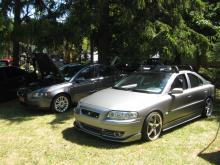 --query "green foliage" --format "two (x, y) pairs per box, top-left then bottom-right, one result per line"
(199, 67), (217, 82)
(0, 0), (220, 65)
